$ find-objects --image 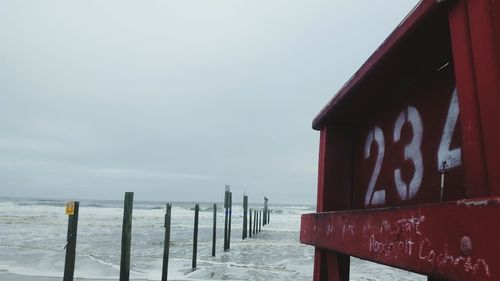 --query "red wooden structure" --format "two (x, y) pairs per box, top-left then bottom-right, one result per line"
(300, 0), (500, 280)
